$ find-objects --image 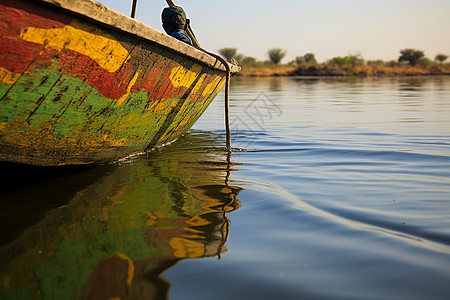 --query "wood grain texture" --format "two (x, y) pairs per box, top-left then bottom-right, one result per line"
(0, 0), (231, 165)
